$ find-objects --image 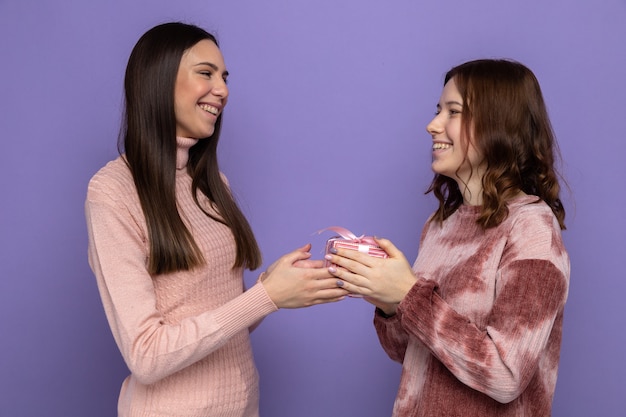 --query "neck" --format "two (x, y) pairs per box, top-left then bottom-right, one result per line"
(461, 186), (483, 206)
(457, 173), (484, 206)
(176, 137), (199, 170)
(456, 163), (487, 206)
